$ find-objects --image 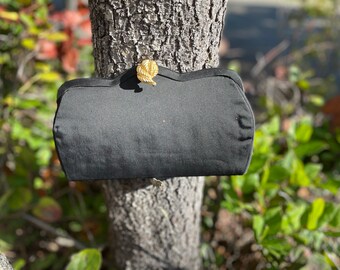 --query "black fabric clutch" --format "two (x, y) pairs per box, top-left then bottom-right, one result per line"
(53, 66), (255, 181)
